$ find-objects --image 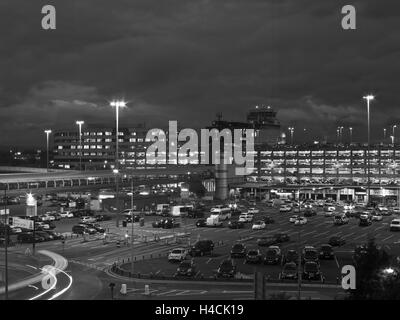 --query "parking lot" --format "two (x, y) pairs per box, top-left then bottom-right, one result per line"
(116, 201), (400, 283)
